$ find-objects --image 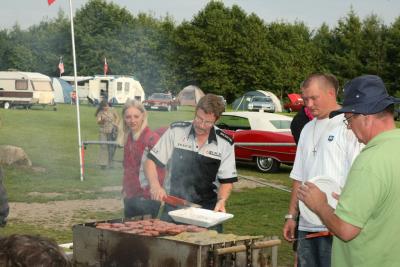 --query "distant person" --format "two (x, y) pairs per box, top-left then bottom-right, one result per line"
(121, 100), (165, 218)
(144, 94), (237, 231)
(298, 75), (400, 267)
(283, 73), (362, 267)
(95, 100), (120, 169)
(70, 90), (77, 105)
(290, 106), (314, 145)
(0, 166), (9, 228)
(0, 234), (71, 267)
(0, 116), (9, 227)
